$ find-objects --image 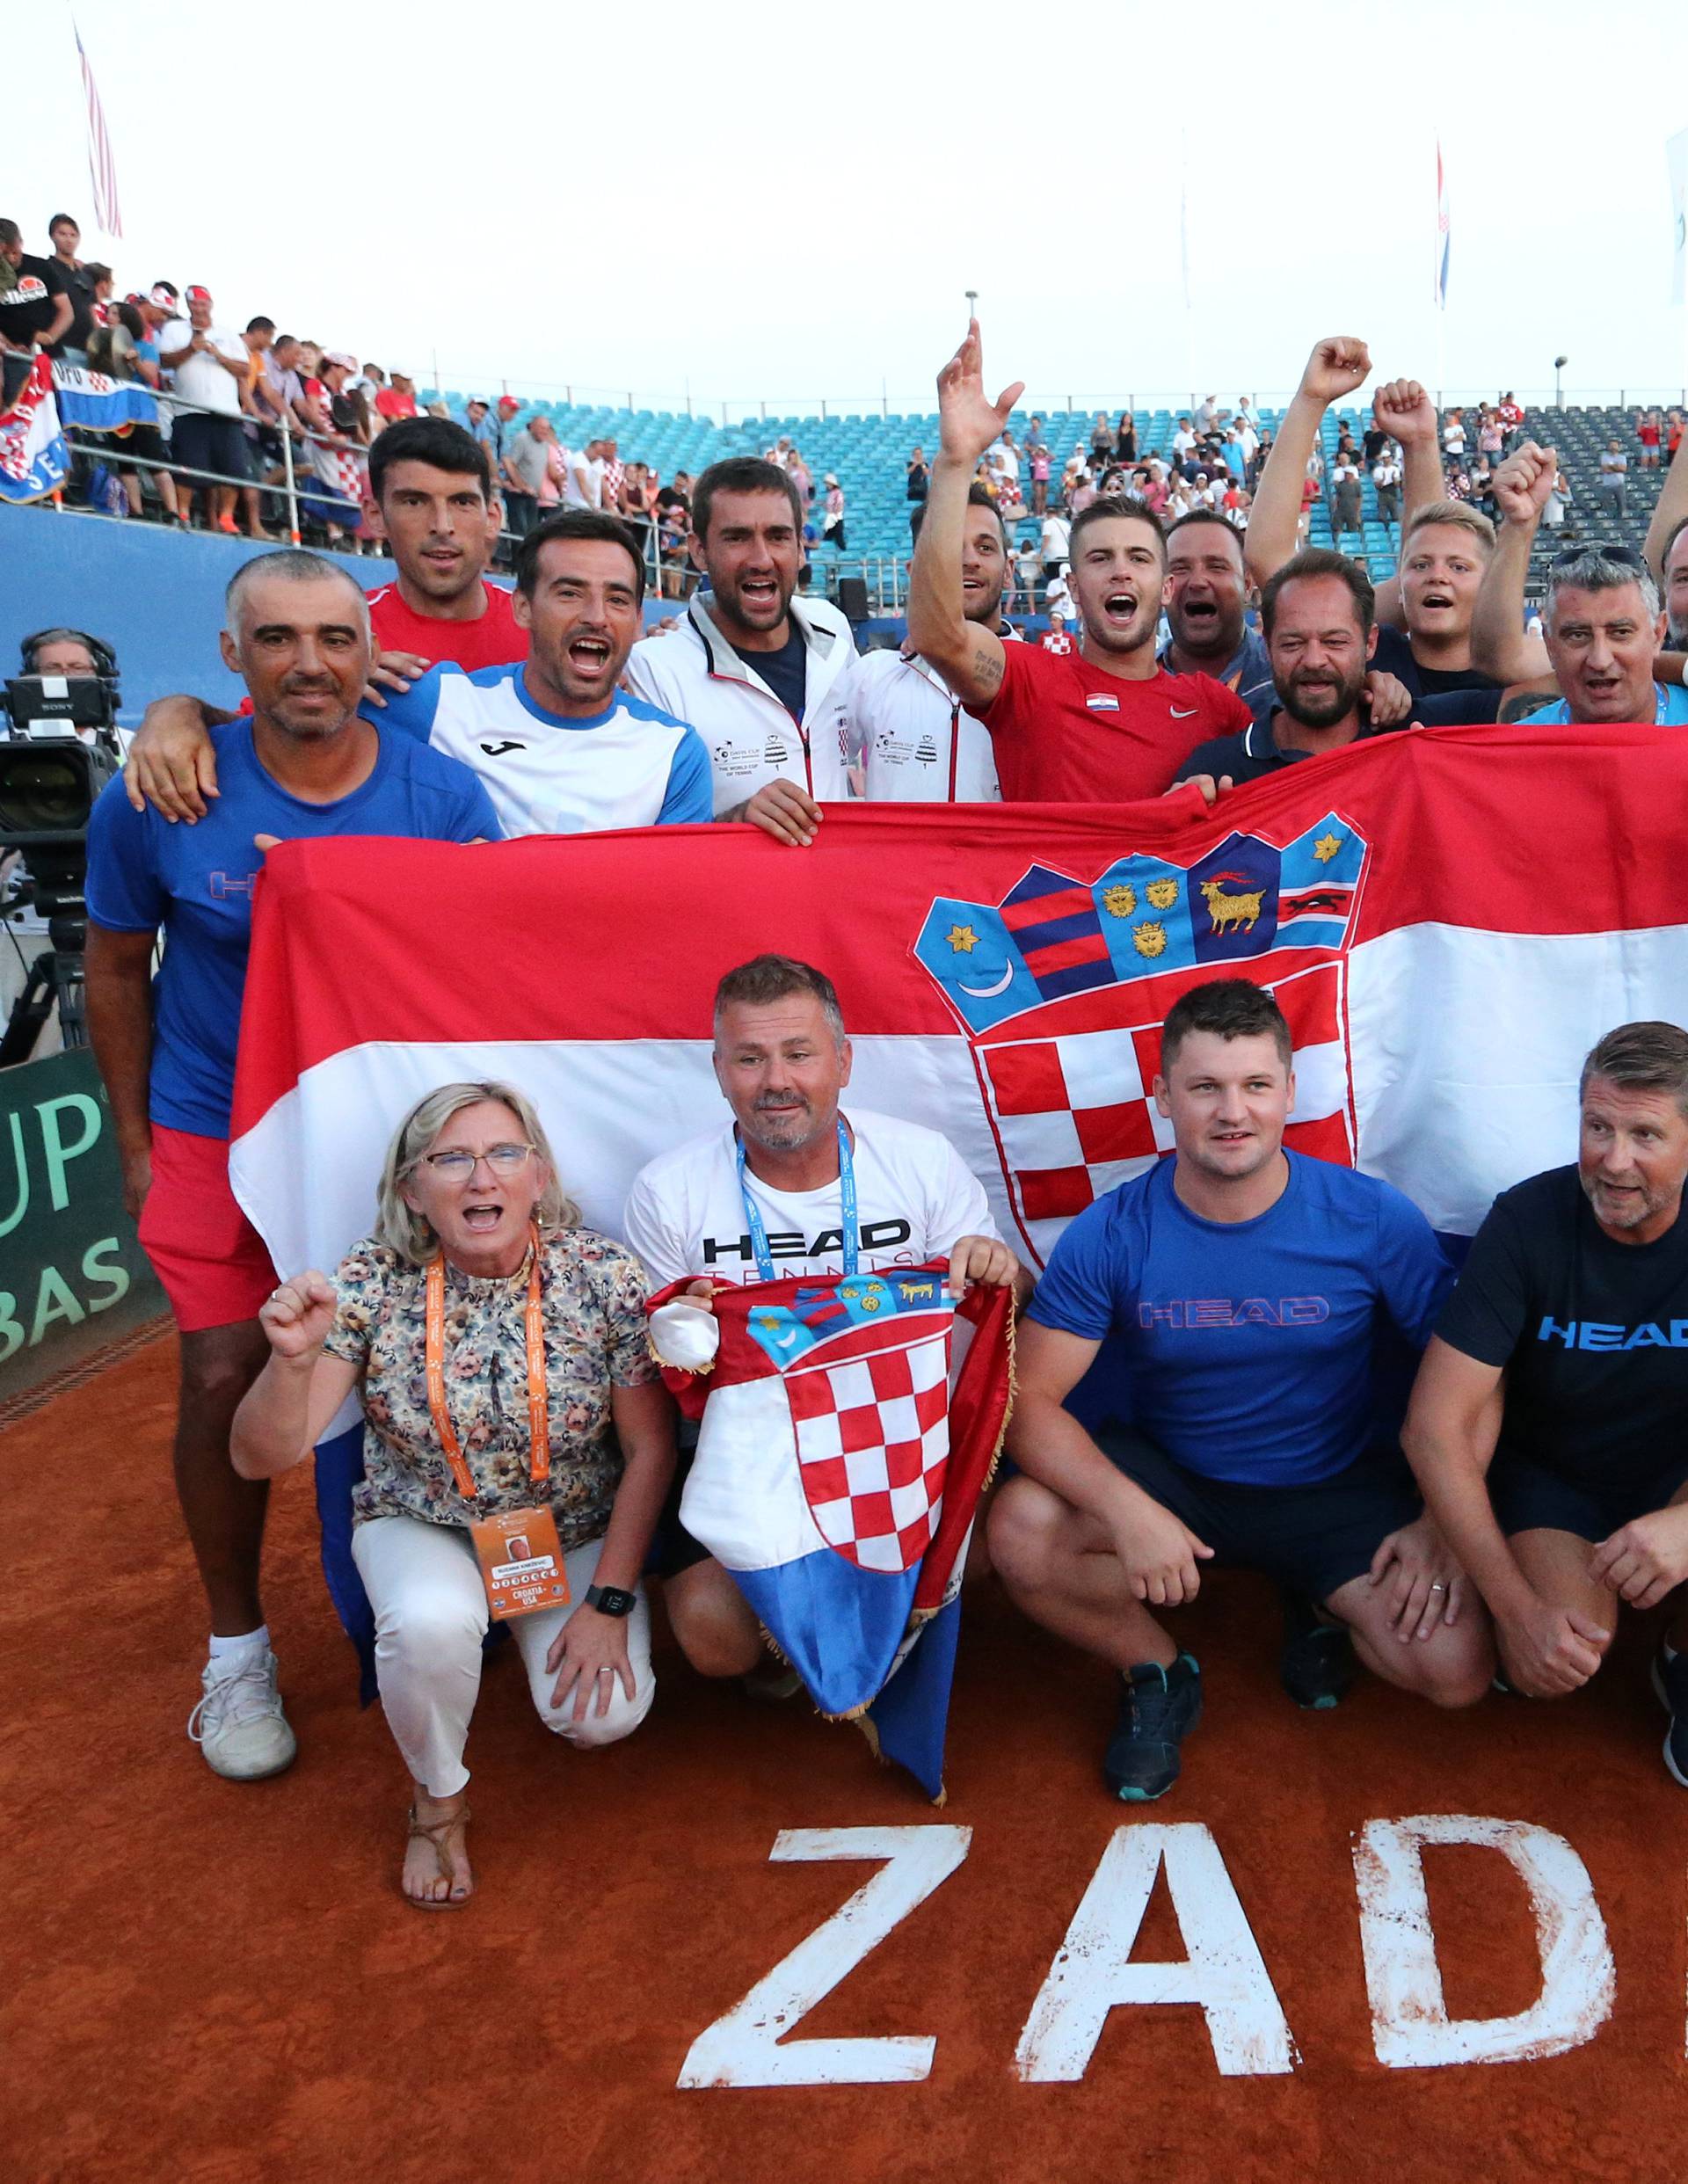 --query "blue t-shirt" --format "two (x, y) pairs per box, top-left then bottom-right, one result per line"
(364, 661), (712, 837)
(85, 719), (499, 1137)
(1029, 1152), (1452, 1485)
